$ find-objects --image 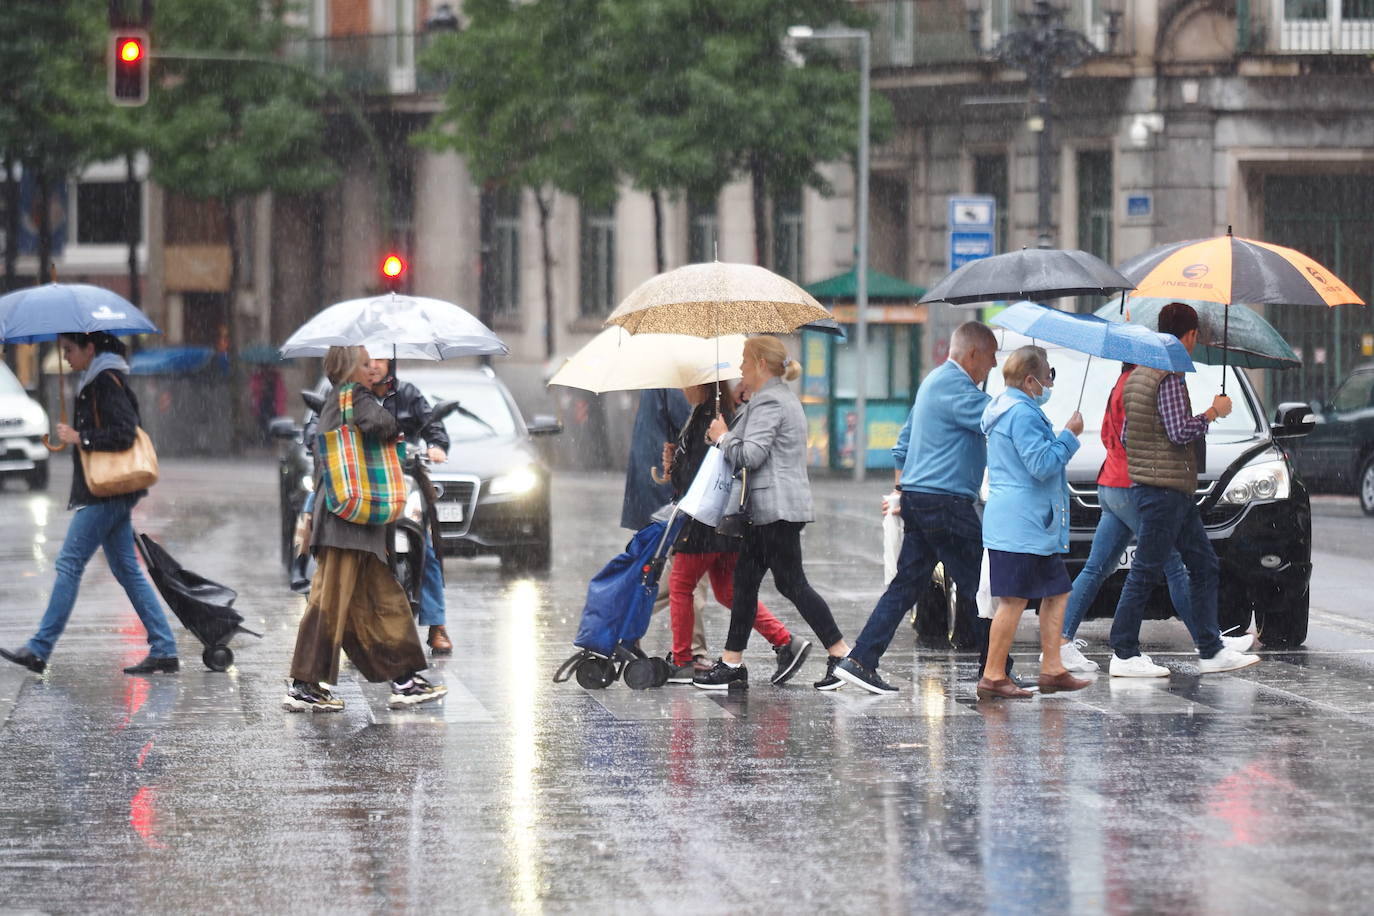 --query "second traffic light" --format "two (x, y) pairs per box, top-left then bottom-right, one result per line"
(109, 31), (149, 106)
(381, 253), (407, 292)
